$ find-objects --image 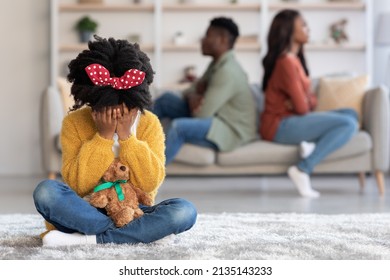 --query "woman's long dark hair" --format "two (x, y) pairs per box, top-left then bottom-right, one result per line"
(262, 9), (309, 91)
(67, 36), (154, 112)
